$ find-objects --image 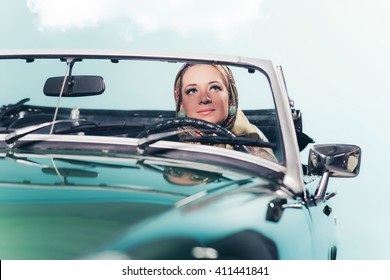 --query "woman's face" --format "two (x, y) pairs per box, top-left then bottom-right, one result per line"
(180, 64), (229, 125)
(164, 167), (219, 186)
